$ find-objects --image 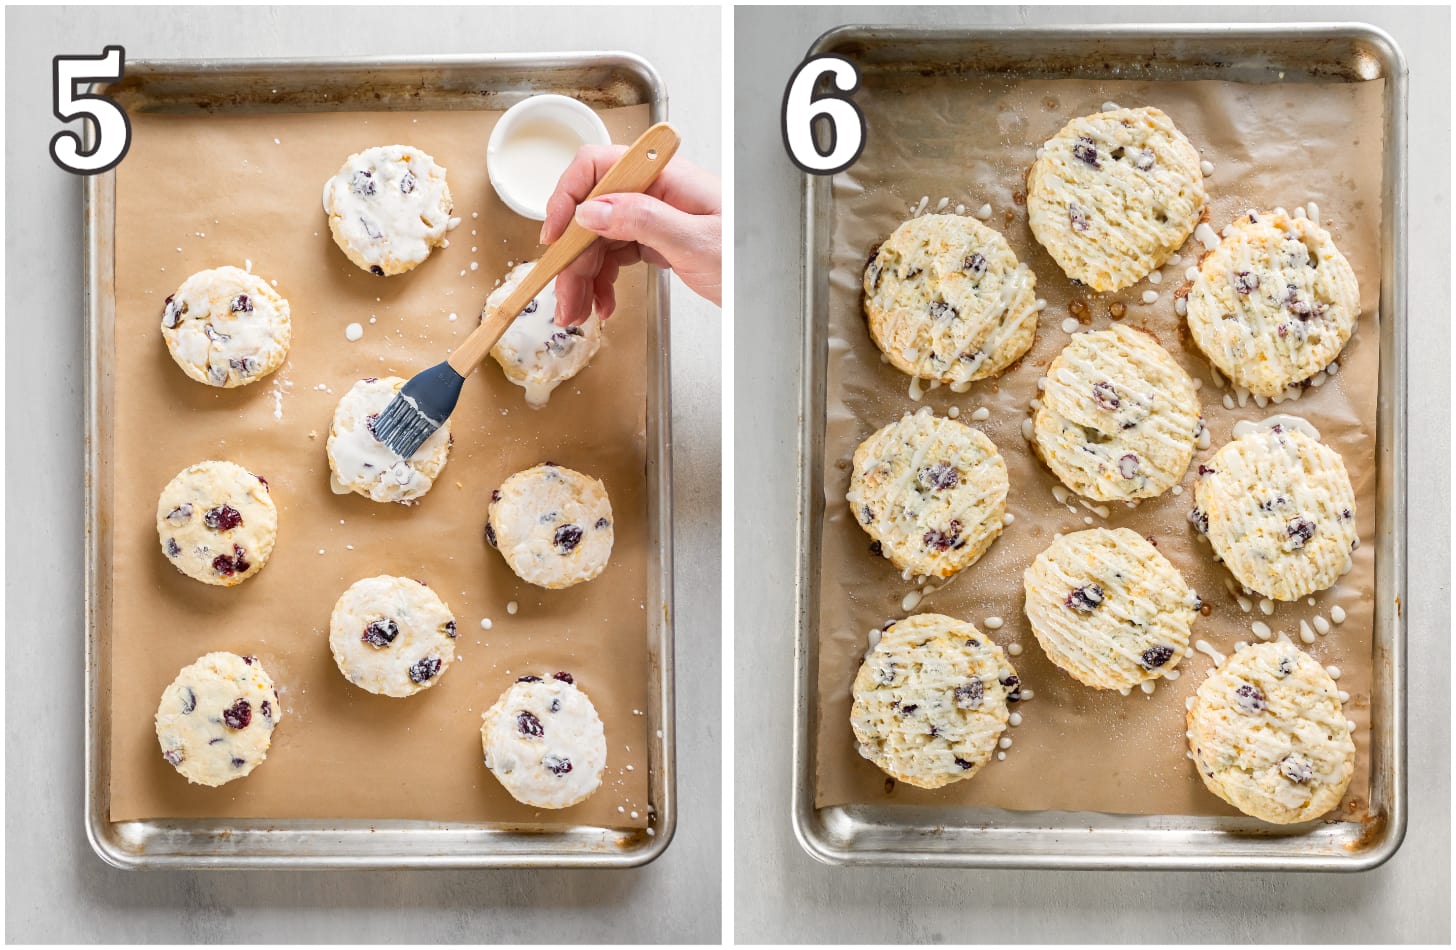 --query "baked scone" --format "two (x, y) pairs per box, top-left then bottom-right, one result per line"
(327, 377), (452, 505)
(1031, 323), (1202, 502)
(481, 672), (607, 809)
(863, 214), (1039, 384)
(1023, 528), (1200, 690)
(1187, 641), (1355, 824)
(1191, 425), (1357, 601)
(160, 265), (291, 387)
(851, 614), (1018, 789)
(485, 261), (604, 407)
(328, 575), (457, 697)
(155, 652), (281, 786)
(1186, 210), (1361, 397)
(1027, 106), (1206, 291)
(322, 144), (453, 276)
(486, 463), (614, 589)
(156, 460), (277, 587)
(847, 411), (1008, 579)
